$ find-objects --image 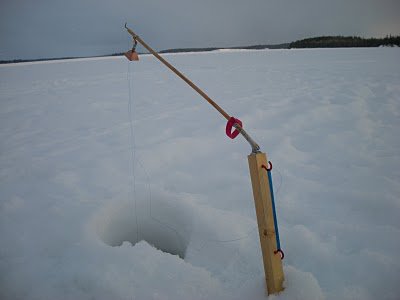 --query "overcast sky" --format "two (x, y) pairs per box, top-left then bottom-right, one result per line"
(1, 0), (399, 60)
